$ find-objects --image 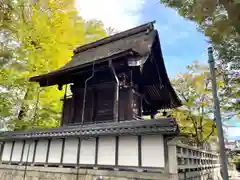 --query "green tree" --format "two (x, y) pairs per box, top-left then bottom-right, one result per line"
(161, 0), (240, 118)
(170, 61), (222, 147)
(0, 0), (107, 130)
(161, 0), (240, 35)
